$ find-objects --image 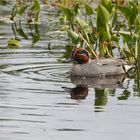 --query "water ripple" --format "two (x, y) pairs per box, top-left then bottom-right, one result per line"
(0, 48), (71, 84)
